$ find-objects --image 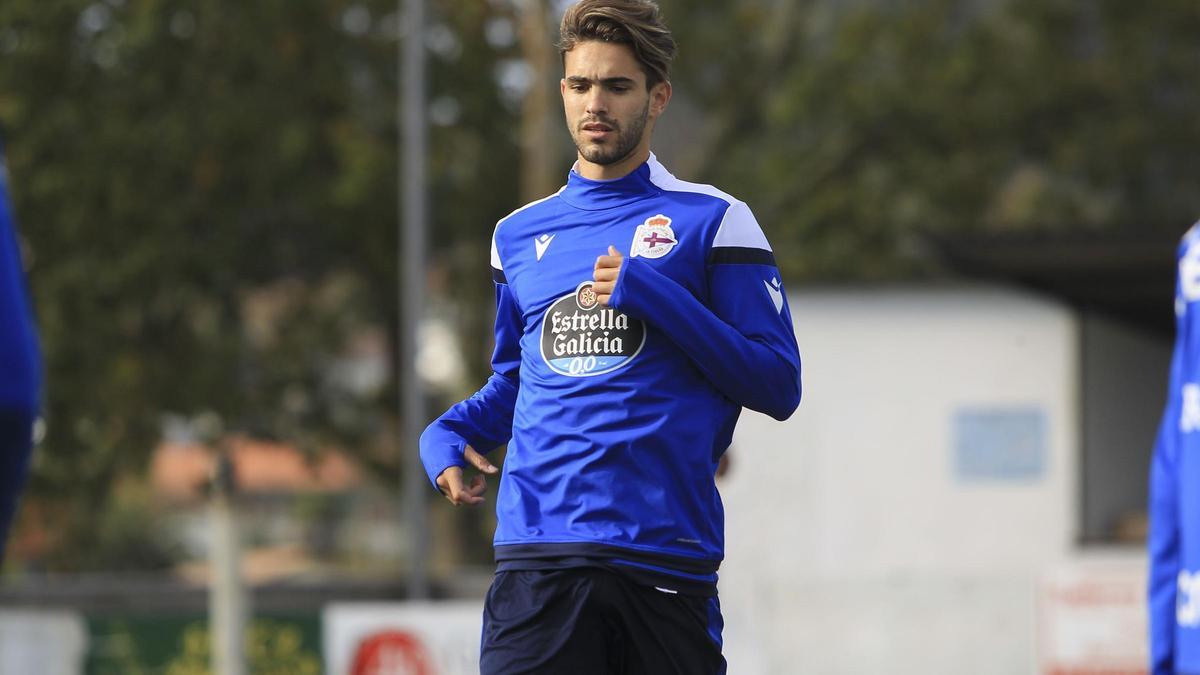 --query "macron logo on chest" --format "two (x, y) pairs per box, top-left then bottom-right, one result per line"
(534, 233), (555, 261)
